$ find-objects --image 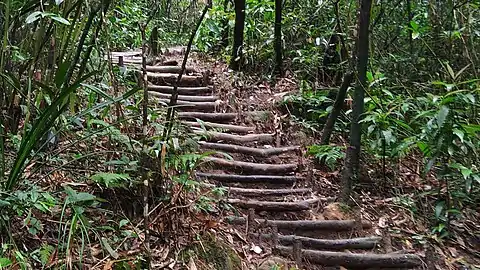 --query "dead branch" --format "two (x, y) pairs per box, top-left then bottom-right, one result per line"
(153, 98), (217, 111)
(146, 72), (205, 86)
